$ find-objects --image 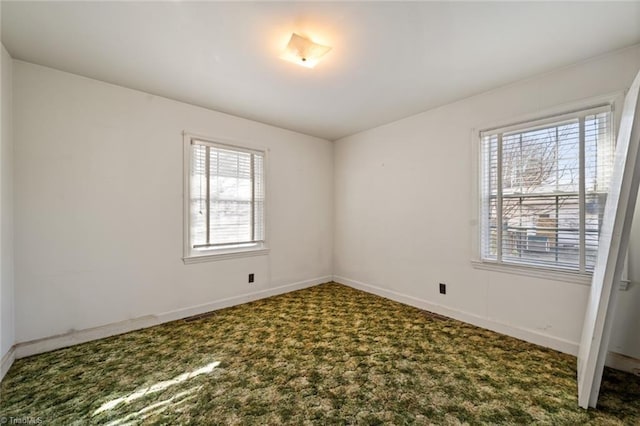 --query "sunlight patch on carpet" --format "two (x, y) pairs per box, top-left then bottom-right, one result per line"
(1, 283), (639, 424)
(93, 361), (220, 415)
(105, 387), (201, 426)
